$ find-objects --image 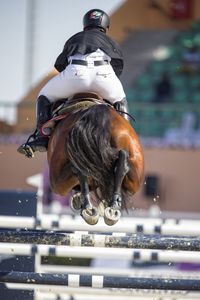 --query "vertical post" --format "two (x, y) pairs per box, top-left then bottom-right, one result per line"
(24, 0), (37, 90)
